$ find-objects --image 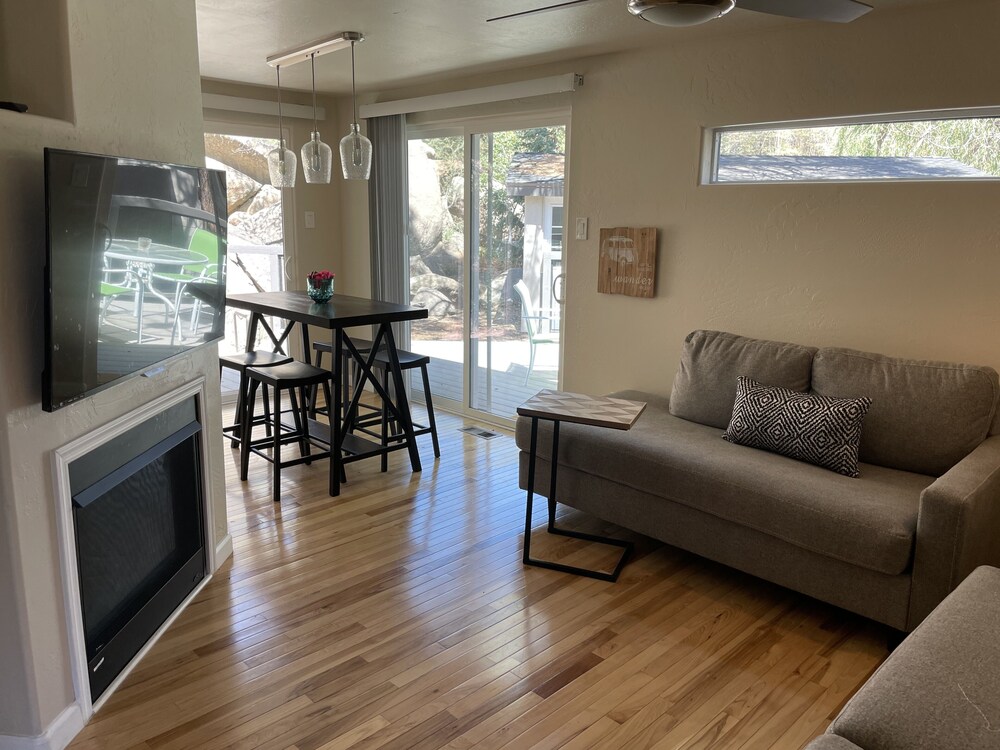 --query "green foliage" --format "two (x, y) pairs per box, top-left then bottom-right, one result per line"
(833, 119), (1000, 176)
(417, 126), (565, 277)
(719, 118), (1000, 176)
